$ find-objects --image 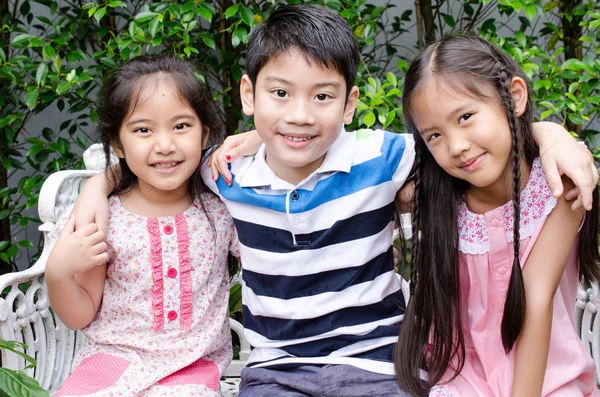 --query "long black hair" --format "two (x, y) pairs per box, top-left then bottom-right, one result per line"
(395, 34), (600, 396)
(96, 55), (225, 202)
